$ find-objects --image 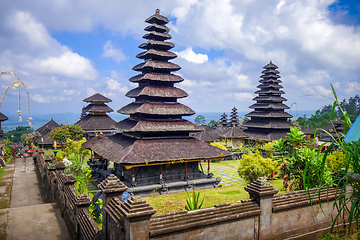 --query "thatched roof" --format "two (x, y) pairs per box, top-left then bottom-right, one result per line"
(76, 114), (117, 131)
(118, 102), (195, 116)
(126, 86), (187, 98)
(139, 40), (174, 51)
(145, 10), (169, 24)
(192, 126), (218, 142)
(115, 119), (203, 133)
(83, 133), (230, 164)
(242, 120), (293, 129)
(0, 112), (8, 121)
(136, 49), (177, 60)
(222, 127), (249, 139)
(144, 23), (169, 33)
(249, 103), (289, 110)
(34, 119), (60, 145)
(83, 104), (113, 113)
(246, 111), (293, 118)
(132, 61), (181, 72)
(130, 73), (183, 83)
(83, 93), (112, 103)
